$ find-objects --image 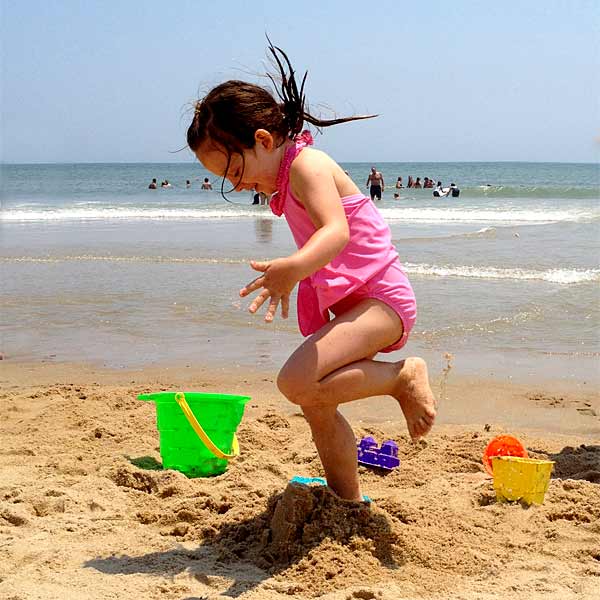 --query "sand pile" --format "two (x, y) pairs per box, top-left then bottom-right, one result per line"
(1, 374), (599, 599)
